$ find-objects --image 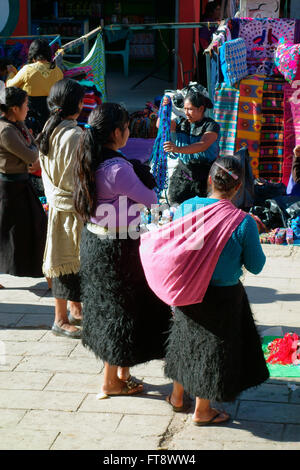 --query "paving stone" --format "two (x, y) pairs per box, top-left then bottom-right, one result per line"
(238, 401), (300, 424)
(115, 414), (171, 436)
(15, 314), (53, 328)
(18, 409), (122, 433)
(15, 355), (102, 374)
(0, 428), (58, 450)
(3, 341), (76, 357)
(0, 303), (53, 314)
(51, 432), (160, 450)
(240, 384), (289, 403)
(0, 314), (24, 328)
(176, 419), (284, 444)
(0, 371), (53, 390)
(290, 386), (300, 404)
(45, 372), (102, 393)
(68, 343), (96, 358)
(0, 409), (26, 428)
(39, 330), (81, 343)
(0, 355), (24, 371)
(79, 393), (173, 416)
(0, 389), (85, 411)
(131, 360), (166, 378)
(0, 329), (47, 342)
(169, 438), (224, 450)
(282, 425), (300, 442)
